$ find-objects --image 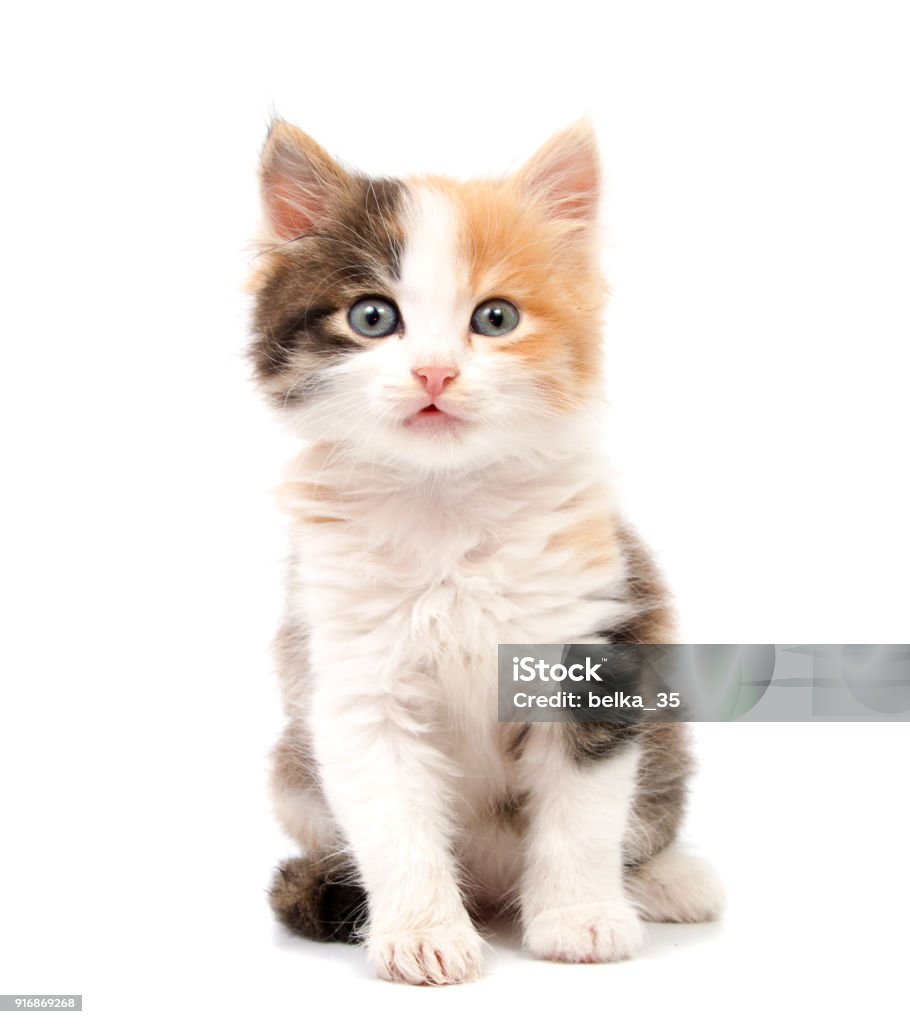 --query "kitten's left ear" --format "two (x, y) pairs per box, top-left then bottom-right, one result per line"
(259, 120), (353, 241)
(512, 121), (600, 225)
